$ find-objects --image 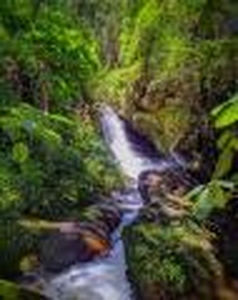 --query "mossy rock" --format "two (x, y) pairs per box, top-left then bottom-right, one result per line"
(0, 221), (40, 279)
(133, 104), (192, 151)
(123, 221), (224, 300)
(0, 280), (48, 300)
